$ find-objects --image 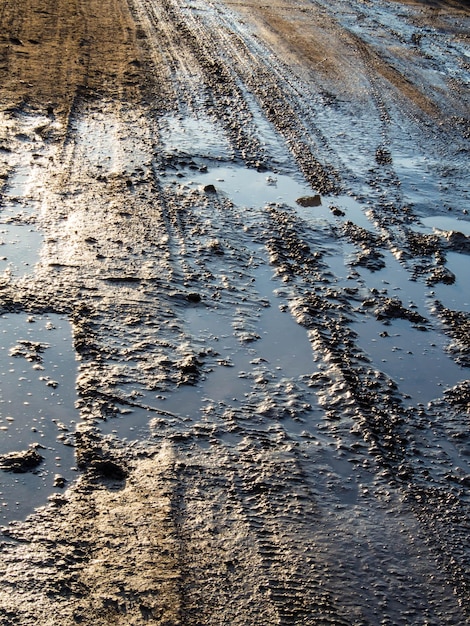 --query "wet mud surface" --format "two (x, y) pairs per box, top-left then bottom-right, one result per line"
(0, 0), (469, 624)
